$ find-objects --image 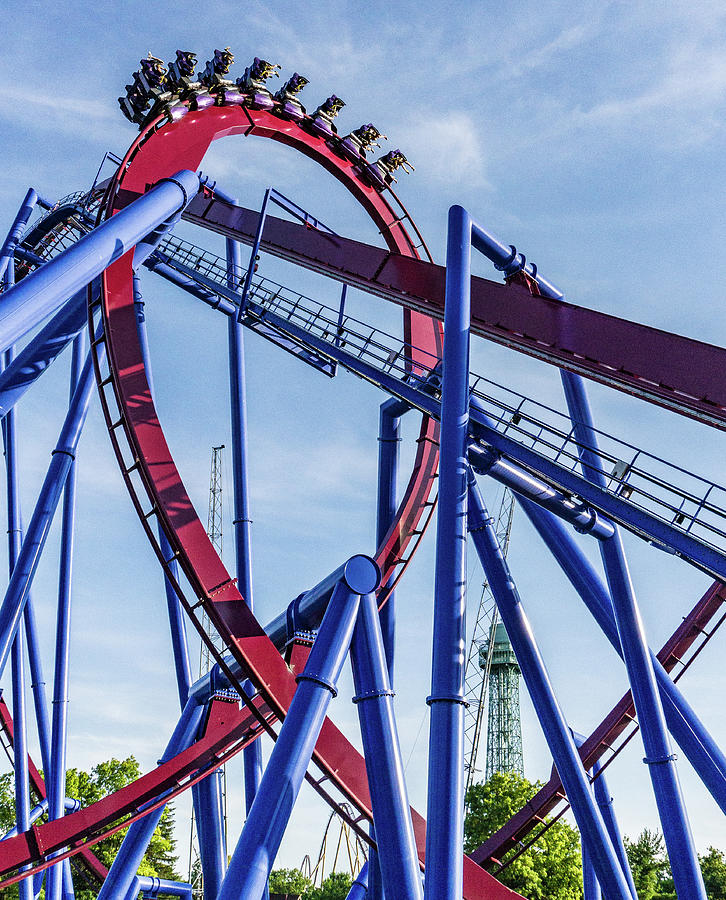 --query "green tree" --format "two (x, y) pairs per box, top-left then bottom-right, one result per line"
(308, 871), (353, 900)
(268, 868), (351, 900)
(624, 829), (670, 900)
(700, 846), (726, 900)
(464, 771), (583, 900)
(0, 757), (179, 899)
(269, 867), (313, 897)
